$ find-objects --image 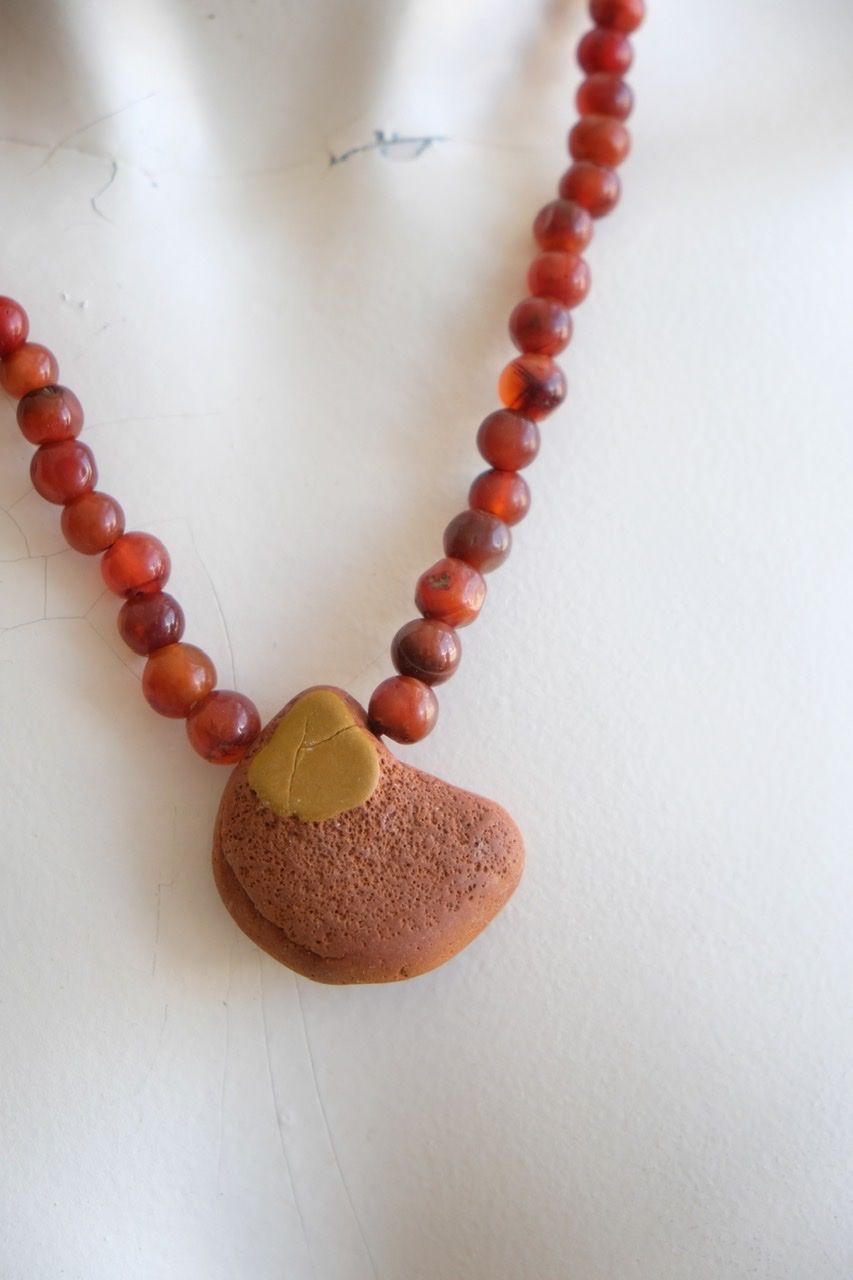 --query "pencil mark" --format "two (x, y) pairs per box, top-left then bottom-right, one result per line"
(328, 128), (448, 167)
(91, 158), (119, 221)
(41, 91), (159, 167)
